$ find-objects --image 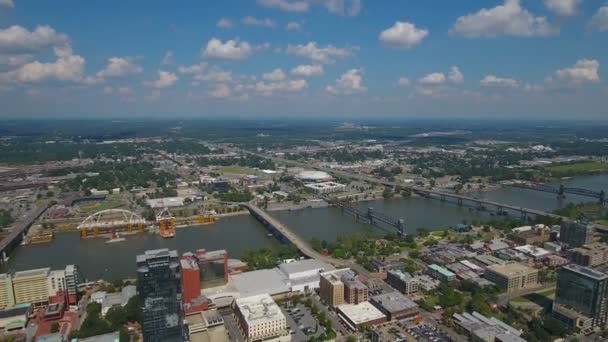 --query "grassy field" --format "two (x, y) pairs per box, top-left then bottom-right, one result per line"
(511, 289), (555, 308)
(221, 166), (255, 175)
(545, 161), (608, 175)
(79, 200), (126, 214)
